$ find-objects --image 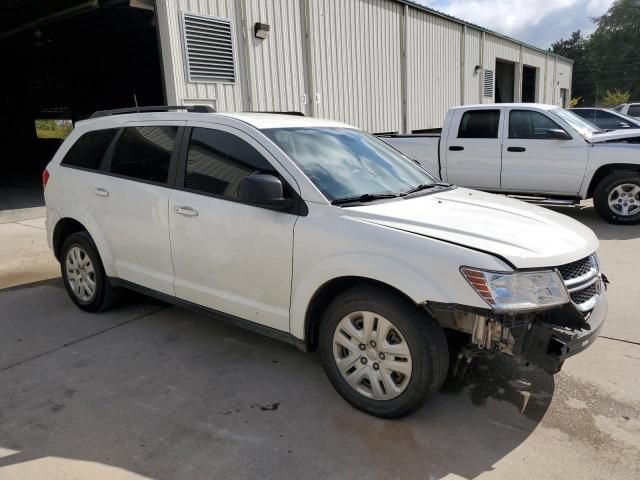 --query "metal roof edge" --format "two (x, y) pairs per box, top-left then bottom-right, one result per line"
(395, 0), (575, 64)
